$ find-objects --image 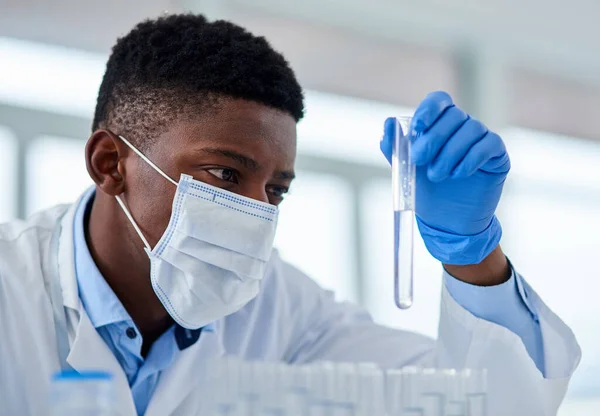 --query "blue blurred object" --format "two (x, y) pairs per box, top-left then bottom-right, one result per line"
(380, 91), (510, 265)
(50, 370), (115, 415)
(52, 370), (113, 381)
